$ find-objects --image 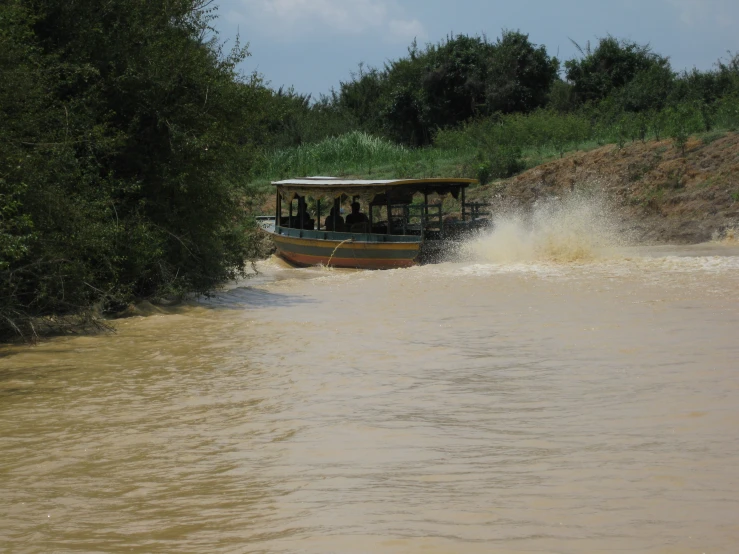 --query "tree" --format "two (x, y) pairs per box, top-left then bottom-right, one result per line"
(381, 35), (493, 145)
(337, 32), (559, 145)
(0, 0), (270, 339)
(421, 35), (494, 126)
(548, 80), (578, 113)
(565, 36), (671, 105)
(619, 63), (675, 112)
(335, 64), (387, 136)
(485, 30), (559, 114)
